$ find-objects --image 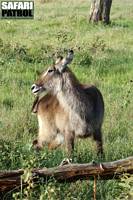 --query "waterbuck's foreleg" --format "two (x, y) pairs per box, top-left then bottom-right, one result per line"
(93, 129), (103, 155)
(65, 131), (75, 157)
(48, 134), (64, 150)
(32, 131), (47, 150)
(32, 139), (43, 150)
